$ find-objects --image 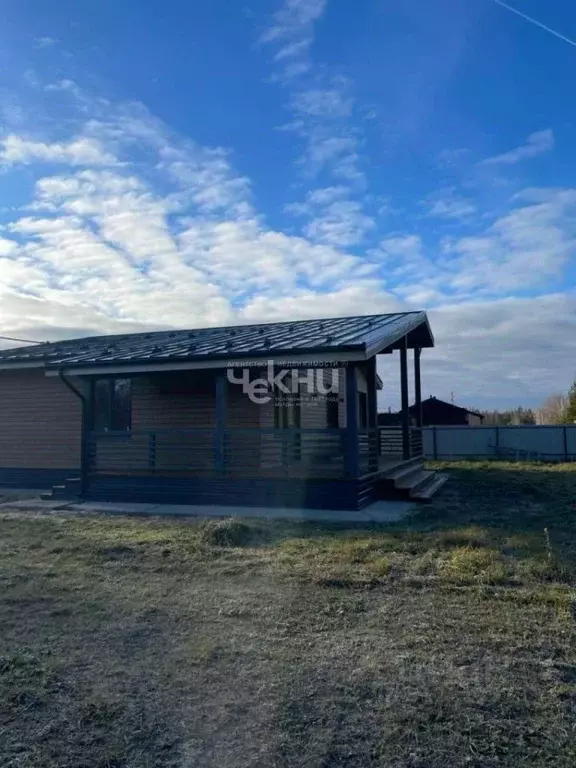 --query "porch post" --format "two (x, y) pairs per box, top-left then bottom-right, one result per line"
(400, 338), (411, 460)
(345, 363), (360, 477)
(366, 356), (378, 470)
(214, 370), (227, 473)
(414, 347), (423, 428)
